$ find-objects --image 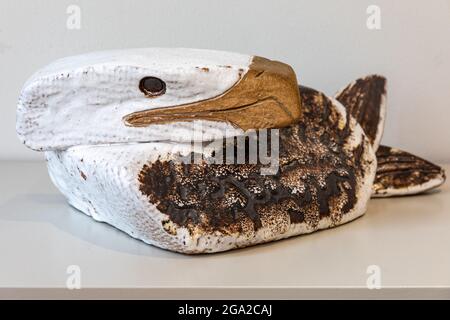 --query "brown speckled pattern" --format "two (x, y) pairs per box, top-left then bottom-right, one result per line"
(336, 75), (386, 147)
(138, 86), (372, 236)
(374, 145), (446, 195)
